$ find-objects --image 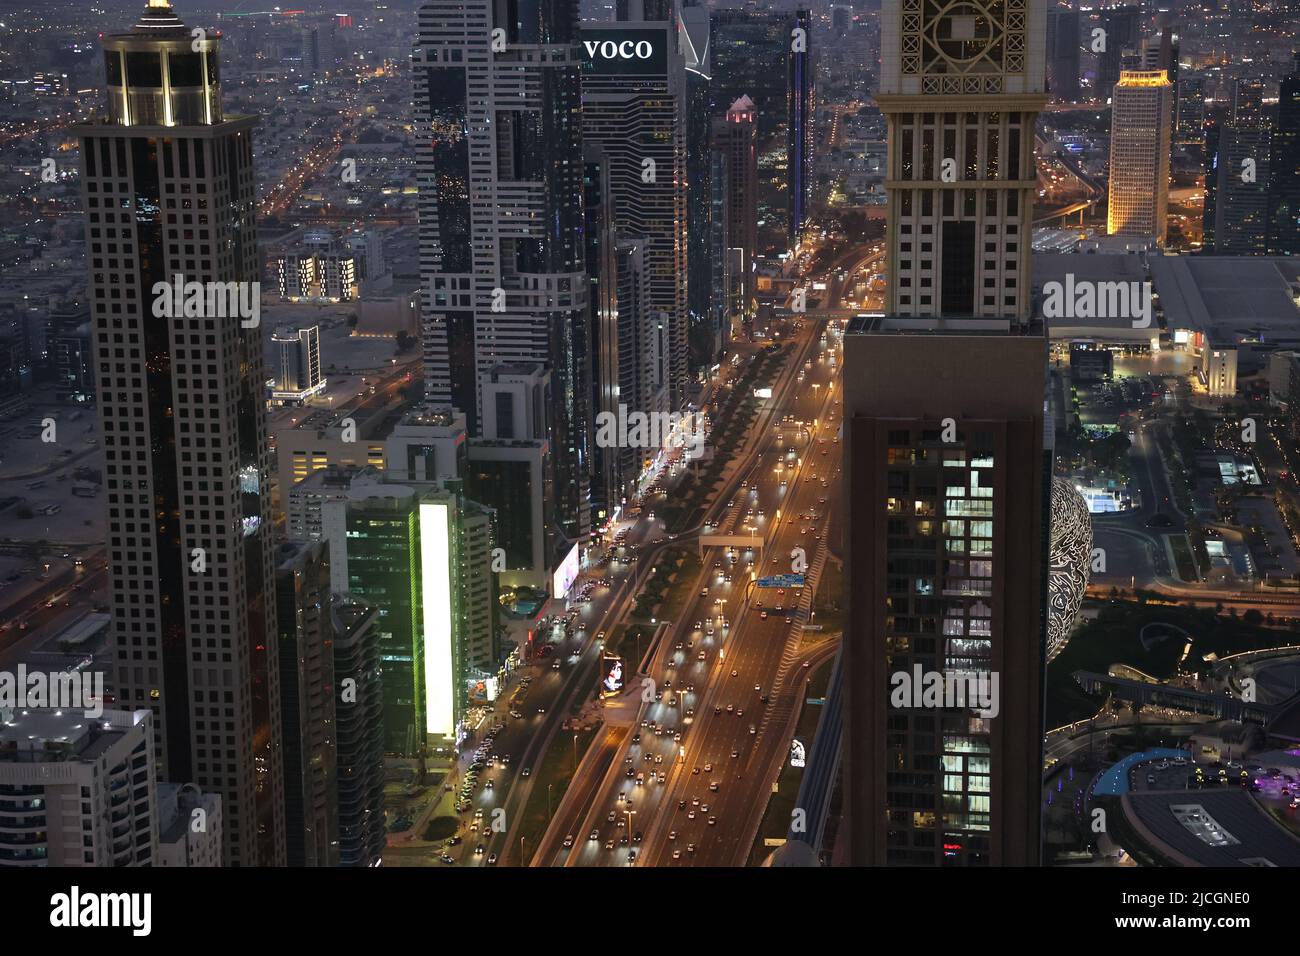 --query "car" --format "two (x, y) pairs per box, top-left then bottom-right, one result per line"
(760, 611), (768, 620)
(475, 845), (485, 855)
(678, 800), (687, 811)
(447, 836), (462, 847)
(521, 767), (531, 777)
(726, 704), (735, 714)
(686, 843), (697, 854)
(633, 831), (643, 843)
(687, 810), (696, 820)
(697, 651), (707, 661)
(563, 835), (575, 848)
(754, 684), (761, 692)
(731, 748), (739, 758)
(626, 768), (636, 778)
(714, 706), (722, 715)
(704, 763), (713, 772)
(608, 811), (617, 823)
(589, 830), (600, 841)
(486, 853), (497, 865)
(552, 660), (562, 670)
(605, 840), (616, 850)
(708, 816), (717, 826)
(749, 724), (757, 735)
(802, 660), (812, 668)
(731, 669), (738, 677)
(672, 849), (682, 859)
(668, 830), (677, 841)
(709, 781), (720, 792)
(511, 710), (523, 719)
(440, 855), (455, 864)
